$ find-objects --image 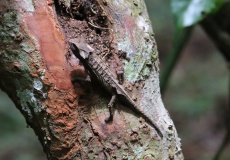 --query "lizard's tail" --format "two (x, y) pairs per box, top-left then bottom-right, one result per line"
(135, 106), (163, 138)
